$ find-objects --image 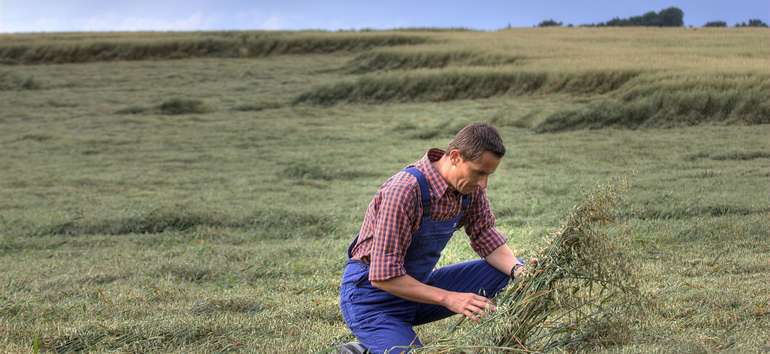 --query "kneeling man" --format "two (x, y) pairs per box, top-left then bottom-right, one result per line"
(339, 123), (530, 353)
